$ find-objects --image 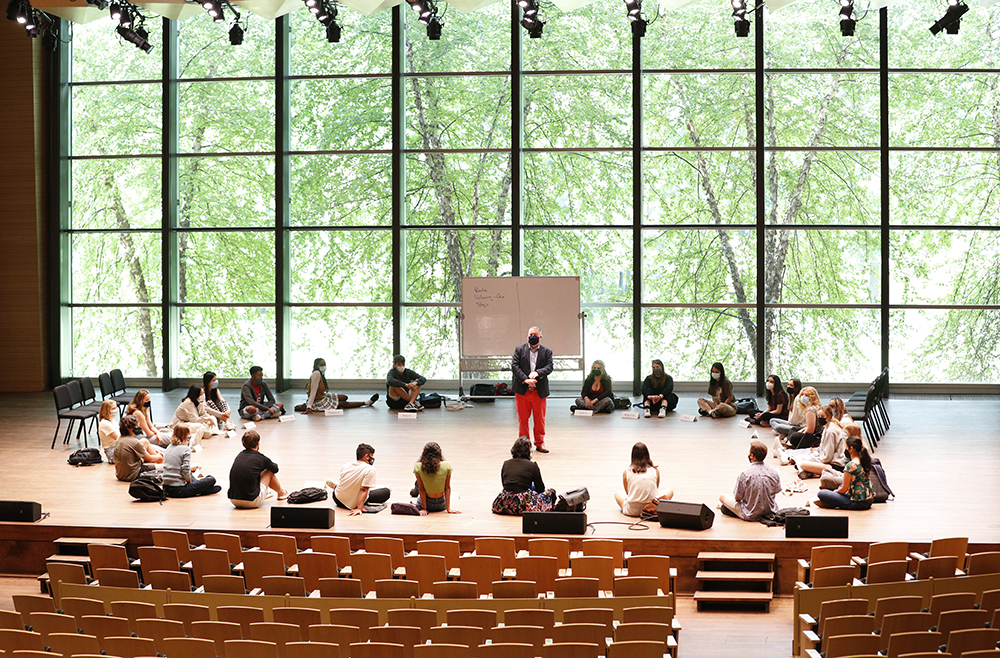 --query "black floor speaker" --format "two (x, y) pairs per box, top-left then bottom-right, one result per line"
(0, 501), (42, 523)
(657, 500), (714, 531)
(785, 514), (849, 538)
(522, 511), (587, 535)
(271, 506), (335, 529)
